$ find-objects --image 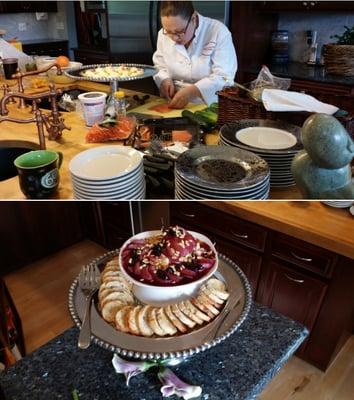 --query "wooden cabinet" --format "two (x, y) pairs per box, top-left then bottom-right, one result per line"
(260, 1), (354, 12)
(0, 1), (57, 13)
(257, 260), (328, 350)
(73, 48), (110, 65)
(0, 203), (84, 275)
(77, 202), (132, 250)
(22, 41), (69, 58)
(169, 202), (354, 371)
(230, 2), (278, 81)
(170, 202), (265, 297)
